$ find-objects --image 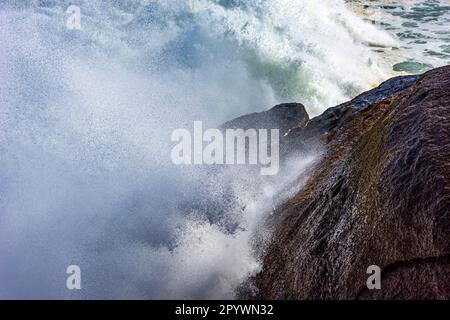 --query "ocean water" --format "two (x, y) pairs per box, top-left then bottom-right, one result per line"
(0, 0), (448, 299)
(348, 0), (450, 73)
